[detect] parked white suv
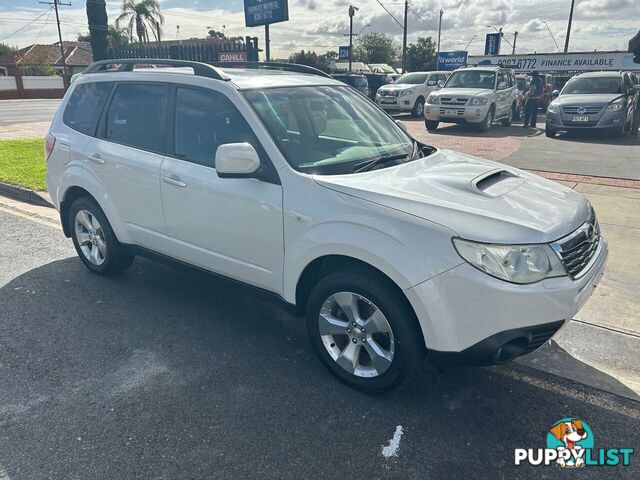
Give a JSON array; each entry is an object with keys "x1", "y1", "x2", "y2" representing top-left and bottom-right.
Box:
[
  {"x1": 376, "y1": 71, "x2": 448, "y2": 117},
  {"x1": 46, "y1": 59, "x2": 607, "y2": 392},
  {"x1": 425, "y1": 66, "x2": 518, "y2": 131}
]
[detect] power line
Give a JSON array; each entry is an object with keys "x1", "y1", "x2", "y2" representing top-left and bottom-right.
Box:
[{"x1": 0, "y1": 8, "x2": 52, "y2": 42}]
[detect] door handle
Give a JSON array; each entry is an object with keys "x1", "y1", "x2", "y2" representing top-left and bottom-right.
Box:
[
  {"x1": 88, "y1": 153, "x2": 104, "y2": 164},
  {"x1": 163, "y1": 175, "x2": 187, "y2": 188}
]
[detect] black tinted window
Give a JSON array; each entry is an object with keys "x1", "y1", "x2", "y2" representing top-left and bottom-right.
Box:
[
  {"x1": 174, "y1": 87, "x2": 260, "y2": 167},
  {"x1": 63, "y1": 82, "x2": 112, "y2": 136},
  {"x1": 106, "y1": 84, "x2": 169, "y2": 153}
]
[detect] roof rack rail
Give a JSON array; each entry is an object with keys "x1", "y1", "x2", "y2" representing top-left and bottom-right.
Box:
[
  {"x1": 82, "y1": 58, "x2": 230, "y2": 81},
  {"x1": 213, "y1": 61, "x2": 332, "y2": 79}
]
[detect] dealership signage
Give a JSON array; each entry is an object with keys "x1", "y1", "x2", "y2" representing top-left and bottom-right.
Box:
[
  {"x1": 338, "y1": 46, "x2": 351, "y2": 60},
  {"x1": 437, "y1": 51, "x2": 468, "y2": 70},
  {"x1": 218, "y1": 51, "x2": 247, "y2": 62},
  {"x1": 469, "y1": 51, "x2": 639, "y2": 72},
  {"x1": 484, "y1": 33, "x2": 501, "y2": 55},
  {"x1": 244, "y1": 0, "x2": 289, "y2": 27}
]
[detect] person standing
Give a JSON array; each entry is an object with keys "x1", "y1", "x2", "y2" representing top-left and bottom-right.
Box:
[{"x1": 523, "y1": 70, "x2": 543, "y2": 128}]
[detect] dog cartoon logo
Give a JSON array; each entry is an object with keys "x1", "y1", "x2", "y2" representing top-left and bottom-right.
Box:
[{"x1": 546, "y1": 418, "x2": 594, "y2": 468}]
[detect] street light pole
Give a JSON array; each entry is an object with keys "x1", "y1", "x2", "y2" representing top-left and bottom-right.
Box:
[
  {"x1": 348, "y1": 5, "x2": 358, "y2": 72},
  {"x1": 402, "y1": 0, "x2": 408, "y2": 73},
  {"x1": 436, "y1": 9, "x2": 443, "y2": 70},
  {"x1": 564, "y1": 0, "x2": 576, "y2": 52}
]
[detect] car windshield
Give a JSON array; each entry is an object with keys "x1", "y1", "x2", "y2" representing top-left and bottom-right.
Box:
[
  {"x1": 243, "y1": 86, "x2": 417, "y2": 175},
  {"x1": 445, "y1": 70, "x2": 496, "y2": 89},
  {"x1": 562, "y1": 77, "x2": 622, "y2": 95},
  {"x1": 395, "y1": 73, "x2": 428, "y2": 84}
]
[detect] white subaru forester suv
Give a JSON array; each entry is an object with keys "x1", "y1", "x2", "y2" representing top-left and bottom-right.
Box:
[{"x1": 46, "y1": 59, "x2": 607, "y2": 392}]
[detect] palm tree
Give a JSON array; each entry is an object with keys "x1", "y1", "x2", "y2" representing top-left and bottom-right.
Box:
[{"x1": 116, "y1": 0, "x2": 164, "y2": 43}]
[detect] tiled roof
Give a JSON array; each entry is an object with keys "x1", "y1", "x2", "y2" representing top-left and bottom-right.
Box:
[{"x1": 0, "y1": 41, "x2": 93, "y2": 67}]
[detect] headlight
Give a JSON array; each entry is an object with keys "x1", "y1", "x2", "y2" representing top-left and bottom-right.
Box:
[
  {"x1": 400, "y1": 89, "x2": 413, "y2": 96},
  {"x1": 426, "y1": 94, "x2": 439, "y2": 104},
  {"x1": 608, "y1": 100, "x2": 624, "y2": 111},
  {"x1": 452, "y1": 238, "x2": 566, "y2": 284},
  {"x1": 469, "y1": 97, "x2": 489, "y2": 106},
  {"x1": 547, "y1": 101, "x2": 559, "y2": 113}
]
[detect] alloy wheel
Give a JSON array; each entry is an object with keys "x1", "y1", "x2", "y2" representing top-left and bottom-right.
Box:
[
  {"x1": 74, "y1": 209, "x2": 107, "y2": 266},
  {"x1": 318, "y1": 291, "x2": 395, "y2": 378}
]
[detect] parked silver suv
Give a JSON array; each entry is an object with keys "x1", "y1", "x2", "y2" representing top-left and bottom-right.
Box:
[{"x1": 424, "y1": 66, "x2": 518, "y2": 132}]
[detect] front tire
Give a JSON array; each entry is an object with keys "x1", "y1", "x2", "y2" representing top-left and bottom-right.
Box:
[
  {"x1": 306, "y1": 268, "x2": 424, "y2": 393},
  {"x1": 479, "y1": 106, "x2": 494, "y2": 132},
  {"x1": 69, "y1": 197, "x2": 134, "y2": 276},
  {"x1": 501, "y1": 105, "x2": 514, "y2": 127},
  {"x1": 545, "y1": 125, "x2": 557, "y2": 138},
  {"x1": 411, "y1": 97, "x2": 425, "y2": 118},
  {"x1": 425, "y1": 120, "x2": 439, "y2": 131}
]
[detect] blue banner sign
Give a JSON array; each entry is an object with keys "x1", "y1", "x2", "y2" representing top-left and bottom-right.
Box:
[
  {"x1": 437, "y1": 51, "x2": 468, "y2": 70},
  {"x1": 338, "y1": 46, "x2": 351, "y2": 60},
  {"x1": 484, "y1": 32, "x2": 501, "y2": 56},
  {"x1": 244, "y1": 0, "x2": 289, "y2": 27}
]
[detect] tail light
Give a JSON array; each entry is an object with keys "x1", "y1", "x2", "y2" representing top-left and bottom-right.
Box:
[{"x1": 44, "y1": 132, "x2": 56, "y2": 161}]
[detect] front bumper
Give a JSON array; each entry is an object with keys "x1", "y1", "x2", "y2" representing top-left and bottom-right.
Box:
[
  {"x1": 546, "y1": 107, "x2": 625, "y2": 130},
  {"x1": 424, "y1": 104, "x2": 488, "y2": 124},
  {"x1": 376, "y1": 95, "x2": 414, "y2": 112},
  {"x1": 405, "y1": 237, "x2": 608, "y2": 363}
]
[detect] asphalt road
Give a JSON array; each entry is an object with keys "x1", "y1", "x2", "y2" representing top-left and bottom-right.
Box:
[
  {"x1": 0, "y1": 99, "x2": 60, "y2": 126},
  {"x1": 1, "y1": 206, "x2": 639, "y2": 479}
]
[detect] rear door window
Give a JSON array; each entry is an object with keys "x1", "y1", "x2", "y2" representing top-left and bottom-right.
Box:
[
  {"x1": 105, "y1": 83, "x2": 169, "y2": 153},
  {"x1": 63, "y1": 81, "x2": 113, "y2": 136}
]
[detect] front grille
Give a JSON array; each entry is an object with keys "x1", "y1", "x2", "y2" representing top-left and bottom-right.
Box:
[
  {"x1": 440, "y1": 97, "x2": 468, "y2": 106},
  {"x1": 562, "y1": 105, "x2": 603, "y2": 115},
  {"x1": 563, "y1": 120, "x2": 599, "y2": 127},
  {"x1": 439, "y1": 107, "x2": 465, "y2": 116},
  {"x1": 381, "y1": 90, "x2": 400, "y2": 97},
  {"x1": 551, "y1": 209, "x2": 601, "y2": 279}
]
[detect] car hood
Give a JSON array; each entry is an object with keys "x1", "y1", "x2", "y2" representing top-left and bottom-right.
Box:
[
  {"x1": 313, "y1": 149, "x2": 590, "y2": 244},
  {"x1": 558, "y1": 93, "x2": 622, "y2": 105},
  {"x1": 433, "y1": 88, "x2": 492, "y2": 98}
]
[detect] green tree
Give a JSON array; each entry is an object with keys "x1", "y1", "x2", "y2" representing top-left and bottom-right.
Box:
[
  {"x1": 405, "y1": 37, "x2": 436, "y2": 72},
  {"x1": 78, "y1": 25, "x2": 130, "y2": 50},
  {"x1": 353, "y1": 32, "x2": 398, "y2": 64},
  {"x1": 116, "y1": 0, "x2": 164, "y2": 43},
  {"x1": 208, "y1": 29, "x2": 243, "y2": 42},
  {"x1": 86, "y1": 0, "x2": 108, "y2": 60},
  {"x1": 289, "y1": 50, "x2": 336, "y2": 72},
  {"x1": 0, "y1": 43, "x2": 15, "y2": 57}
]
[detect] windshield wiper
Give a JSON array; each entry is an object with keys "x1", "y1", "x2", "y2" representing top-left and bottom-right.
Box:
[{"x1": 353, "y1": 153, "x2": 409, "y2": 173}]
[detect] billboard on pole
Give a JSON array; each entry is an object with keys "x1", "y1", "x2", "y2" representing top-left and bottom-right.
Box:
[
  {"x1": 338, "y1": 46, "x2": 350, "y2": 60},
  {"x1": 468, "y1": 51, "x2": 640, "y2": 72},
  {"x1": 484, "y1": 33, "x2": 501, "y2": 55},
  {"x1": 437, "y1": 51, "x2": 468, "y2": 70},
  {"x1": 244, "y1": 0, "x2": 289, "y2": 27}
]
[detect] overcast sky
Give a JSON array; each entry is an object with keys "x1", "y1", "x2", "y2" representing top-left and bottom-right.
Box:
[{"x1": 1, "y1": 0, "x2": 638, "y2": 59}]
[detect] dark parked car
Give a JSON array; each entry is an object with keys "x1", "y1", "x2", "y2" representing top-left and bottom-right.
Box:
[
  {"x1": 361, "y1": 72, "x2": 392, "y2": 99},
  {"x1": 545, "y1": 71, "x2": 640, "y2": 137},
  {"x1": 330, "y1": 74, "x2": 369, "y2": 97}
]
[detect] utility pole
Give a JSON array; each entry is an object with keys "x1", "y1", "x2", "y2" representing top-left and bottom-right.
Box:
[
  {"x1": 436, "y1": 9, "x2": 443, "y2": 71},
  {"x1": 564, "y1": 0, "x2": 576, "y2": 52},
  {"x1": 512, "y1": 30, "x2": 518, "y2": 54},
  {"x1": 265, "y1": 24, "x2": 270, "y2": 61},
  {"x1": 40, "y1": 0, "x2": 70, "y2": 83},
  {"x1": 402, "y1": 0, "x2": 408, "y2": 73},
  {"x1": 348, "y1": 5, "x2": 358, "y2": 72}
]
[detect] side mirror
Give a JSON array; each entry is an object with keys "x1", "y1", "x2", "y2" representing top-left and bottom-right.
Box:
[
  {"x1": 551, "y1": 89, "x2": 560, "y2": 99},
  {"x1": 497, "y1": 81, "x2": 507, "y2": 90},
  {"x1": 215, "y1": 143, "x2": 261, "y2": 179},
  {"x1": 395, "y1": 119, "x2": 408, "y2": 133}
]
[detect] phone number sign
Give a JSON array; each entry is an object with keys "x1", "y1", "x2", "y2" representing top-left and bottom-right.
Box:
[{"x1": 244, "y1": 0, "x2": 289, "y2": 27}]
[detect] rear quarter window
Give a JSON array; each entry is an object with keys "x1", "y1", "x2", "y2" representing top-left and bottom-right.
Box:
[{"x1": 63, "y1": 82, "x2": 113, "y2": 136}]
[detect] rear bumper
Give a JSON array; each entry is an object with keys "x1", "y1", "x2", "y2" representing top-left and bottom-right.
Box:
[{"x1": 427, "y1": 319, "x2": 565, "y2": 366}]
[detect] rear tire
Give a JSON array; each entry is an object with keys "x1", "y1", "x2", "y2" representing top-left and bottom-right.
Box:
[
  {"x1": 411, "y1": 97, "x2": 425, "y2": 118},
  {"x1": 69, "y1": 197, "x2": 134, "y2": 276},
  {"x1": 545, "y1": 126, "x2": 557, "y2": 138},
  {"x1": 305, "y1": 268, "x2": 424, "y2": 393},
  {"x1": 425, "y1": 120, "x2": 439, "y2": 131}
]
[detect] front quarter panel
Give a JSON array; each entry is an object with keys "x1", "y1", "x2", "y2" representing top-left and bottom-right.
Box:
[{"x1": 281, "y1": 172, "x2": 462, "y2": 304}]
